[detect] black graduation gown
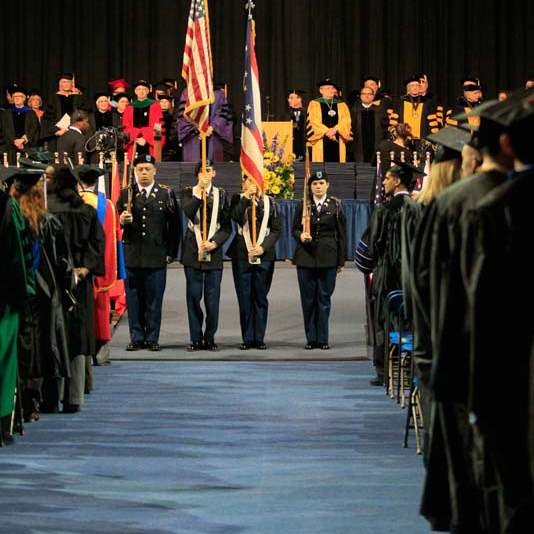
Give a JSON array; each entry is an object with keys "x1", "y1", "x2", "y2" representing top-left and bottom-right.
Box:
[
  {"x1": 417, "y1": 170, "x2": 508, "y2": 533},
  {"x1": 47, "y1": 193, "x2": 104, "y2": 358},
  {"x1": 461, "y1": 169, "x2": 534, "y2": 532},
  {"x1": 37, "y1": 213, "x2": 74, "y2": 379},
  {"x1": 0, "y1": 107, "x2": 40, "y2": 164},
  {"x1": 361, "y1": 193, "x2": 416, "y2": 329},
  {"x1": 287, "y1": 107, "x2": 306, "y2": 159},
  {"x1": 350, "y1": 102, "x2": 388, "y2": 163}
]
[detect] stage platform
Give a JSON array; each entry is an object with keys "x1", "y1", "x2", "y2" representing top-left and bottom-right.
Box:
[{"x1": 155, "y1": 161, "x2": 375, "y2": 200}]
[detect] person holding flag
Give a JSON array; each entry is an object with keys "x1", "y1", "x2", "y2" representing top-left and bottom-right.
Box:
[
  {"x1": 180, "y1": 0, "x2": 231, "y2": 352},
  {"x1": 225, "y1": 3, "x2": 281, "y2": 351}
]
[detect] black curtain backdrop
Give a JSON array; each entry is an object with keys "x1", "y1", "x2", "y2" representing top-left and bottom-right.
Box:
[{"x1": 2, "y1": 0, "x2": 533, "y2": 120}]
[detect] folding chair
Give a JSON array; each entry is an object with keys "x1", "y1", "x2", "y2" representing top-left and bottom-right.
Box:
[{"x1": 403, "y1": 373, "x2": 424, "y2": 454}]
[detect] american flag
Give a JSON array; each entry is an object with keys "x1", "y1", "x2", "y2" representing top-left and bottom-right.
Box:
[
  {"x1": 181, "y1": 0, "x2": 214, "y2": 132},
  {"x1": 373, "y1": 155, "x2": 385, "y2": 207},
  {"x1": 240, "y1": 7, "x2": 264, "y2": 191}
]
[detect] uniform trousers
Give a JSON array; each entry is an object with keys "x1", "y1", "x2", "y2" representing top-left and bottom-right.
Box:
[
  {"x1": 296, "y1": 266, "x2": 337, "y2": 345},
  {"x1": 232, "y1": 260, "x2": 274, "y2": 345},
  {"x1": 125, "y1": 267, "x2": 167, "y2": 344},
  {"x1": 184, "y1": 267, "x2": 223, "y2": 344}
]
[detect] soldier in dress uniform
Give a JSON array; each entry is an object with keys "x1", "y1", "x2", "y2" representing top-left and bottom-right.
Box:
[
  {"x1": 227, "y1": 176, "x2": 282, "y2": 350},
  {"x1": 117, "y1": 154, "x2": 180, "y2": 351},
  {"x1": 292, "y1": 171, "x2": 346, "y2": 349},
  {"x1": 181, "y1": 160, "x2": 232, "y2": 351}
]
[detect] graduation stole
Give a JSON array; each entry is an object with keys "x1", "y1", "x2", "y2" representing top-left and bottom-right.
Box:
[
  {"x1": 189, "y1": 187, "x2": 220, "y2": 250},
  {"x1": 240, "y1": 194, "x2": 270, "y2": 253}
]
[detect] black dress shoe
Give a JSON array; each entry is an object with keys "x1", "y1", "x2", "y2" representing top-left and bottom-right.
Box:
[
  {"x1": 147, "y1": 342, "x2": 161, "y2": 352},
  {"x1": 305, "y1": 343, "x2": 315, "y2": 350},
  {"x1": 205, "y1": 342, "x2": 219, "y2": 352},
  {"x1": 239, "y1": 343, "x2": 252, "y2": 350},
  {"x1": 187, "y1": 342, "x2": 203, "y2": 352},
  {"x1": 62, "y1": 403, "x2": 80, "y2": 414},
  {"x1": 126, "y1": 342, "x2": 143, "y2": 351},
  {"x1": 369, "y1": 376, "x2": 384, "y2": 386},
  {"x1": 256, "y1": 342, "x2": 267, "y2": 350},
  {"x1": 40, "y1": 404, "x2": 59, "y2": 414},
  {"x1": 319, "y1": 344, "x2": 330, "y2": 350}
]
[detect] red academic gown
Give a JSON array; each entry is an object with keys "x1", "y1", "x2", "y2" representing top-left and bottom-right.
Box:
[
  {"x1": 122, "y1": 101, "x2": 165, "y2": 161},
  {"x1": 80, "y1": 191, "x2": 121, "y2": 342}
]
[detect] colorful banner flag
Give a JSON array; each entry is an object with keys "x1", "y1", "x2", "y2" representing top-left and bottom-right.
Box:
[{"x1": 239, "y1": 7, "x2": 264, "y2": 191}]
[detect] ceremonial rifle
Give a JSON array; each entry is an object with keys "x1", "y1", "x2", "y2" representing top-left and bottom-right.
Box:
[
  {"x1": 127, "y1": 147, "x2": 138, "y2": 213},
  {"x1": 302, "y1": 145, "x2": 311, "y2": 234}
]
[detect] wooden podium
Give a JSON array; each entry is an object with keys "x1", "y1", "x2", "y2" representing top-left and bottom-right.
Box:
[{"x1": 262, "y1": 121, "x2": 293, "y2": 162}]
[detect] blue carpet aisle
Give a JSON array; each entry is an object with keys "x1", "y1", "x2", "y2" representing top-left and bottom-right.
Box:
[{"x1": 0, "y1": 362, "x2": 430, "y2": 533}]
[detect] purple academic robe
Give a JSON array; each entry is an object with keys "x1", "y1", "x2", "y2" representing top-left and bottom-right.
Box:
[{"x1": 177, "y1": 88, "x2": 234, "y2": 162}]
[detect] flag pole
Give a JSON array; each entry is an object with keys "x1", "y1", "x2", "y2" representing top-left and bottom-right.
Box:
[{"x1": 201, "y1": 131, "x2": 208, "y2": 242}]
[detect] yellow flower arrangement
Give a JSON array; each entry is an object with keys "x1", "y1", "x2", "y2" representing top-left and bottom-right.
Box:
[{"x1": 262, "y1": 133, "x2": 296, "y2": 199}]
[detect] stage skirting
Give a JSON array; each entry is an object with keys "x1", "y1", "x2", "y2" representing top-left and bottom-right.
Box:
[{"x1": 175, "y1": 199, "x2": 370, "y2": 261}]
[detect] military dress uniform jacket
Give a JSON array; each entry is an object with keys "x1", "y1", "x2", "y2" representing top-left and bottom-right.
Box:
[
  {"x1": 181, "y1": 186, "x2": 232, "y2": 270},
  {"x1": 117, "y1": 182, "x2": 180, "y2": 269},
  {"x1": 227, "y1": 194, "x2": 282, "y2": 262},
  {"x1": 292, "y1": 196, "x2": 346, "y2": 269}
]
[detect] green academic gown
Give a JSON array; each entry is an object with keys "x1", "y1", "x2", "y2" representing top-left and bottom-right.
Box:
[{"x1": 0, "y1": 195, "x2": 34, "y2": 418}]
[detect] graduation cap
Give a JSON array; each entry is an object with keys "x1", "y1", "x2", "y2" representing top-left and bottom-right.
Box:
[
  {"x1": 388, "y1": 161, "x2": 424, "y2": 189},
  {"x1": 427, "y1": 126, "x2": 472, "y2": 162},
  {"x1": 403, "y1": 74, "x2": 421, "y2": 87},
  {"x1": 8, "y1": 83, "x2": 28, "y2": 96},
  {"x1": 362, "y1": 75, "x2": 381, "y2": 87},
  {"x1": 111, "y1": 92, "x2": 131, "y2": 103},
  {"x1": 467, "y1": 87, "x2": 534, "y2": 127},
  {"x1": 133, "y1": 79, "x2": 151, "y2": 90},
  {"x1": 94, "y1": 92, "x2": 110, "y2": 101},
  {"x1": 0, "y1": 167, "x2": 43, "y2": 192},
  {"x1": 462, "y1": 76, "x2": 482, "y2": 91},
  {"x1": 52, "y1": 165, "x2": 78, "y2": 190},
  {"x1": 287, "y1": 89, "x2": 306, "y2": 97},
  {"x1": 157, "y1": 93, "x2": 173, "y2": 102},
  {"x1": 57, "y1": 72, "x2": 74, "y2": 82},
  {"x1": 4, "y1": 81, "x2": 24, "y2": 94},
  {"x1": 451, "y1": 98, "x2": 500, "y2": 125},
  {"x1": 317, "y1": 78, "x2": 340, "y2": 90},
  {"x1": 134, "y1": 154, "x2": 158, "y2": 167},
  {"x1": 73, "y1": 164, "x2": 105, "y2": 186},
  {"x1": 108, "y1": 78, "x2": 129, "y2": 91}
]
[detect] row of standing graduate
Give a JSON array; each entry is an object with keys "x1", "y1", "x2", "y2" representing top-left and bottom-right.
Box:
[{"x1": 355, "y1": 88, "x2": 534, "y2": 533}]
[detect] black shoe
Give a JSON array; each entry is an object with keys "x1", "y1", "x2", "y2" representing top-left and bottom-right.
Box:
[
  {"x1": 187, "y1": 342, "x2": 203, "y2": 352},
  {"x1": 239, "y1": 343, "x2": 252, "y2": 350},
  {"x1": 62, "y1": 403, "x2": 80, "y2": 414},
  {"x1": 126, "y1": 342, "x2": 143, "y2": 351},
  {"x1": 147, "y1": 342, "x2": 161, "y2": 352},
  {"x1": 256, "y1": 342, "x2": 267, "y2": 350},
  {"x1": 40, "y1": 404, "x2": 59, "y2": 414},
  {"x1": 319, "y1": 344, "x2": 330, "y2": 350},
  {"x1": 369, "y1": 376, "x2": 384, "y2": 386},
  {"x1": 205, "y1": 342, "x2": 219, "y2": 352},
  {"x1": 305, "y1": 343, "x2": 315, "y2": 350}
]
